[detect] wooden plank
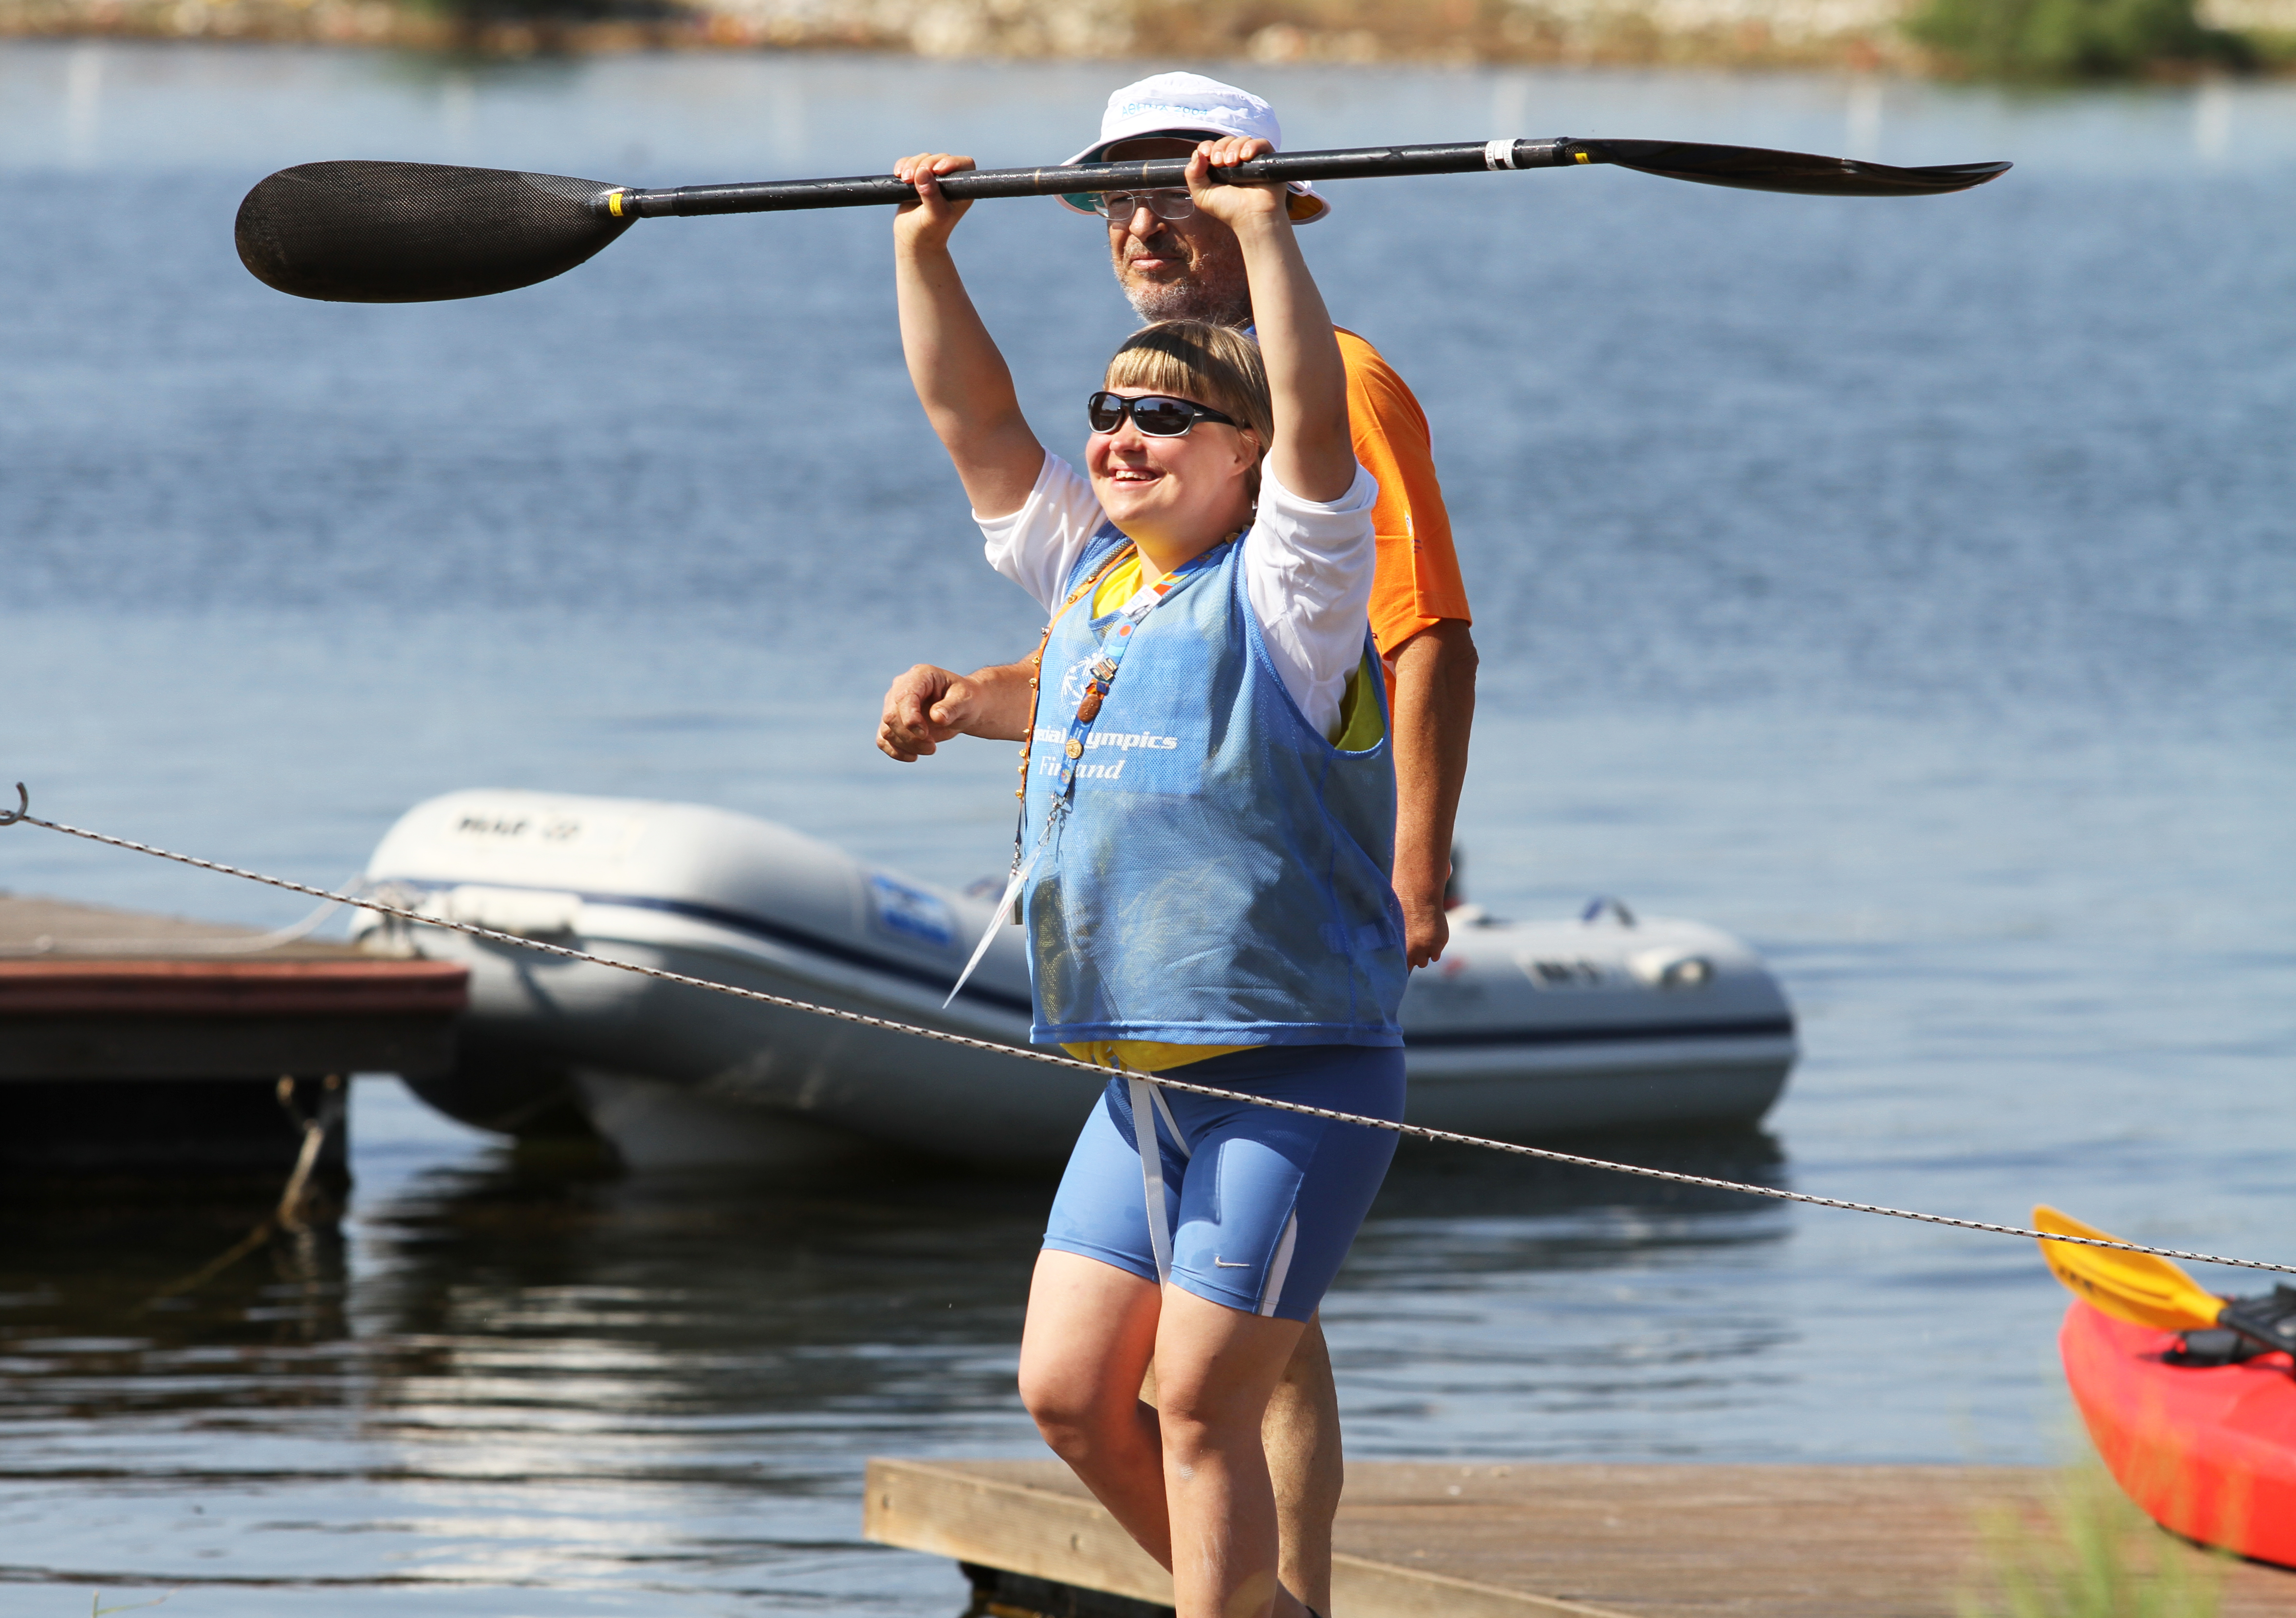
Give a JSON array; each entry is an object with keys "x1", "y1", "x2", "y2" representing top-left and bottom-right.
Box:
[
  {"x1": 0, "y1": 958, "x2": 468, "y2": 1017},
  {"x1": 1329, "y1": 1462, "x2": 2024, "y2": 1618},
  {"x1": 1329, "y1": 1552, "x2": 1631, "y2": 1618},
  {"x1": 864, "y1": 1458, "x2": 2296, "y2": 1618},
  {"x1": 0, "y1": 894, "x2": 363, "y2": 957},
  {"x1": 0, "y1": 896, "x2": 465, "y2": 1079},
  {"x1": 866, "y1": 1459, "x2": 1630, "y2": 1618},
  {"x1": 866, "y1": 1457, "x2": 1174, "y2": 1608}
]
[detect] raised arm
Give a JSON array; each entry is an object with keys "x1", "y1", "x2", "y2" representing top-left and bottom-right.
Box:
[
  {"x1": 891, "y1": 152, "x2": 1046, "y2": 517},
  {"x1": 1183, "y1": 139, "x2": 1354, "y2": 503}
]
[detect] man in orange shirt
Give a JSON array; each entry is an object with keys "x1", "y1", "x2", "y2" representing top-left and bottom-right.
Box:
[{"x1": 875, "y1": 73, "x2": 1476, "y2": 1618}]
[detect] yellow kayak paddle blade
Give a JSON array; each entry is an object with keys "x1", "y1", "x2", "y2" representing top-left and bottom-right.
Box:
[{"x1": 2033, "y1": 1204, "x2": 2223, "y2": 1334}]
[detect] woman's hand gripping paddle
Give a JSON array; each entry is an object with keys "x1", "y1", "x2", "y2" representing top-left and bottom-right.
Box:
[
  {"x1": 2036, "y1": 1204, "x2": 2296, "y2": 1364},
  {"x1": 235, "y1": 139, "x2": 2011, "y2": 304}
]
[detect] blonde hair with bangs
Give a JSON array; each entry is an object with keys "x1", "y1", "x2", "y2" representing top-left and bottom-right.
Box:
[{"x1": 1105, "y1": 322, "x2": 1273, "y2": 496}]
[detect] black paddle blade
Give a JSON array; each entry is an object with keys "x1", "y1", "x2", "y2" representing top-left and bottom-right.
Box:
[
  {"x1": 1580, "y1": 140, "x2": 2011, "y2": 197},
  {"x1": 235, "y1": 161, "x2": 633, "y2": 303}
]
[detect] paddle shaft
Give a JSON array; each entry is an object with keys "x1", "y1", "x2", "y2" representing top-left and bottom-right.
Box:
[{"x1": 599, "y1": 138, "x2": 1577, "y2": 218}]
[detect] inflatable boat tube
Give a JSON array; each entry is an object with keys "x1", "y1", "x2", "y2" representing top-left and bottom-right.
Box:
[{"x1": 355, "y1": 790, "x2": 1797, "y2": 1168}]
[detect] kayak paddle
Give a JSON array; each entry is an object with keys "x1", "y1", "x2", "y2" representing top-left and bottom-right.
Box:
[
  {"x1": 2036, "y1": 1204, "x2": 2296, "y2": 1360},
  {"x1": 234, "y1": 138, "x2": 2012, "y2": 304}
]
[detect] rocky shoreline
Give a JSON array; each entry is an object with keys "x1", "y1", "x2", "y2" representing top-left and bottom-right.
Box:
[{"x1": 2, "y1": 0, "x2": 2289, "y2": 68}]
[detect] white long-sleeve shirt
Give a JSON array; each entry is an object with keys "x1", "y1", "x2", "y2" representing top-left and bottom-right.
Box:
[{"x1": 978, "y1": 452, "x2": 1380, "y2": 738}]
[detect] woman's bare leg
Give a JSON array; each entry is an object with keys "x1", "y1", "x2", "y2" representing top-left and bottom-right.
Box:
[
  {"x1": 1018, "y1": 1251, "x2": 1172, "y2": 1565},
  {"x1": 1152, "y1": 1286, "x2": 1309, "y2": 1618},
  {"x1": 1027, "y1": 1255, "x2": 1317, "y2": 1618}
]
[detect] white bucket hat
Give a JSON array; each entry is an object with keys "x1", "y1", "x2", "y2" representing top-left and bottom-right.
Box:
[{"x1": 1056, "y1": 72, "x2": 1330, "y2": 225}]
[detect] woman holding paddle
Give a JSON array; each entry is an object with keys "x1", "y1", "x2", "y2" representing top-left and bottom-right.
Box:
[{"x1": 893, "y1": 135, "x2": 1408, "y2": 1618}]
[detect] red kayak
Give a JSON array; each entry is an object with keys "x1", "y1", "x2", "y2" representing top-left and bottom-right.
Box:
[{"x1": 2060, "y1": 1297, "x2": 2296, "y2": 1566}]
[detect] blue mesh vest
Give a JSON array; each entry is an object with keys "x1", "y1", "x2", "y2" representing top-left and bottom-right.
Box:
[{"x1": 1019, "y1": 524, "x2": 1407, "y2": 1049}]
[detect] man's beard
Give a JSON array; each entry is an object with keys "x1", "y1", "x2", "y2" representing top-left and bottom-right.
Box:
[{"x1": 1121, "y1": 268, "x2": 1252, "y2": 328}]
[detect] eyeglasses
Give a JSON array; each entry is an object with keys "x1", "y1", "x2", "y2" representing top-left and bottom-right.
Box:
[
  {"x1": 1093, "y1": 189, "x2": 1196, "y2": 222},
  {"x1": 1087, "y1": 392, "x2": 1238, "y2": 437}
]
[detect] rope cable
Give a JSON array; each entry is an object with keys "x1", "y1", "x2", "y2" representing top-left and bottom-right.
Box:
[{"x1": 8, "y1": 784, "x2": 2291, "y2": 1280}]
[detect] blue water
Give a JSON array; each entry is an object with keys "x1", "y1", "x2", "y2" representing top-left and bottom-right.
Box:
[{"x1": 1, "y1": 41, "x2": 2293, "y2": 1615}]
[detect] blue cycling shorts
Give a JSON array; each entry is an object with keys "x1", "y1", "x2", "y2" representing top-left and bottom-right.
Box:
[{"x1": 1041, "y1": 1044, "x2": 1406, "y2": 1323}]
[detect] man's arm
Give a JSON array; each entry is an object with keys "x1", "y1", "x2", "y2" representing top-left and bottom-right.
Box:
[
  {"x1": 877, "y1": 660, "x2": 1033, "y2": 761},
  {"x1": 1388, "y1": 621, "x2": 1477, "y2": 967},
  {"x1": 1336, "y1": 334, "x2": 1477, "y2": 969}
]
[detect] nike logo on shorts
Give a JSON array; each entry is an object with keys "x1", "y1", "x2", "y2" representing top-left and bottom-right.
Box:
[{"x1": 1212, "y1": 1257, "x2": 1249, "y2": 1268}]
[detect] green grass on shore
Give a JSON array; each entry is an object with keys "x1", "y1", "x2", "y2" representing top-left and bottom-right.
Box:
[
  {"x1": 1907, "y1": 0, "x2": 2254, "y2": 76},
  {"x1": 1958, "y1": 1463, "x2": 2226, "y2": 1618}
]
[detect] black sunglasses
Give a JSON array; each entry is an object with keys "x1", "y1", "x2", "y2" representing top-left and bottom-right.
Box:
[{"x1": 1087, "y1": 391, "x2": 1239, "y2": 438}]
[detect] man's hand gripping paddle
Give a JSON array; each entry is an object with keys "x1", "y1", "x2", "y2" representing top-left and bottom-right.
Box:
[
  {"x1": 235, "y1": 138, "x2": 2011, "y2": 304},
  {"x1": 2036, "y1": 1204, "x2": 2296, "y2": 1367}
]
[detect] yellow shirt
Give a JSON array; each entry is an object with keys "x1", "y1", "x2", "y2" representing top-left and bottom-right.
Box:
[{"x1": 1055, "y1": 552, "x2": 1387, "y2": 1075}]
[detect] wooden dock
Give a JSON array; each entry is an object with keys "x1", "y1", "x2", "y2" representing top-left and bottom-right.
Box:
[
  {"x1": 0, "y1": 894, "x2": 464, "y2": 1176},
  {"x1": 865, "y1": 1457, "x2": 2296, "y2": 1618}
]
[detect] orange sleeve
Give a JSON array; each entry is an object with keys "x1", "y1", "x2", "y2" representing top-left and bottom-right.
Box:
[{"x1": 1335, "y1": 328, "x2": 1472, "y2": 660}]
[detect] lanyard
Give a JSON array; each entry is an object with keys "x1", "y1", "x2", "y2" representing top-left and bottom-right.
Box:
[
  {"x1": 1005, "y1": 542, "x2": 1134, "y2": 890},
  {"x1": 1042, "y1": 539, "x2": 1227, "y2": 802}
]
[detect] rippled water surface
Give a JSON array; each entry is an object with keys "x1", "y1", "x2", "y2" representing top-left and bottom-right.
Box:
[{"x1": 1, "y1": 42, "x2": 2293, "y2": 1616}]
